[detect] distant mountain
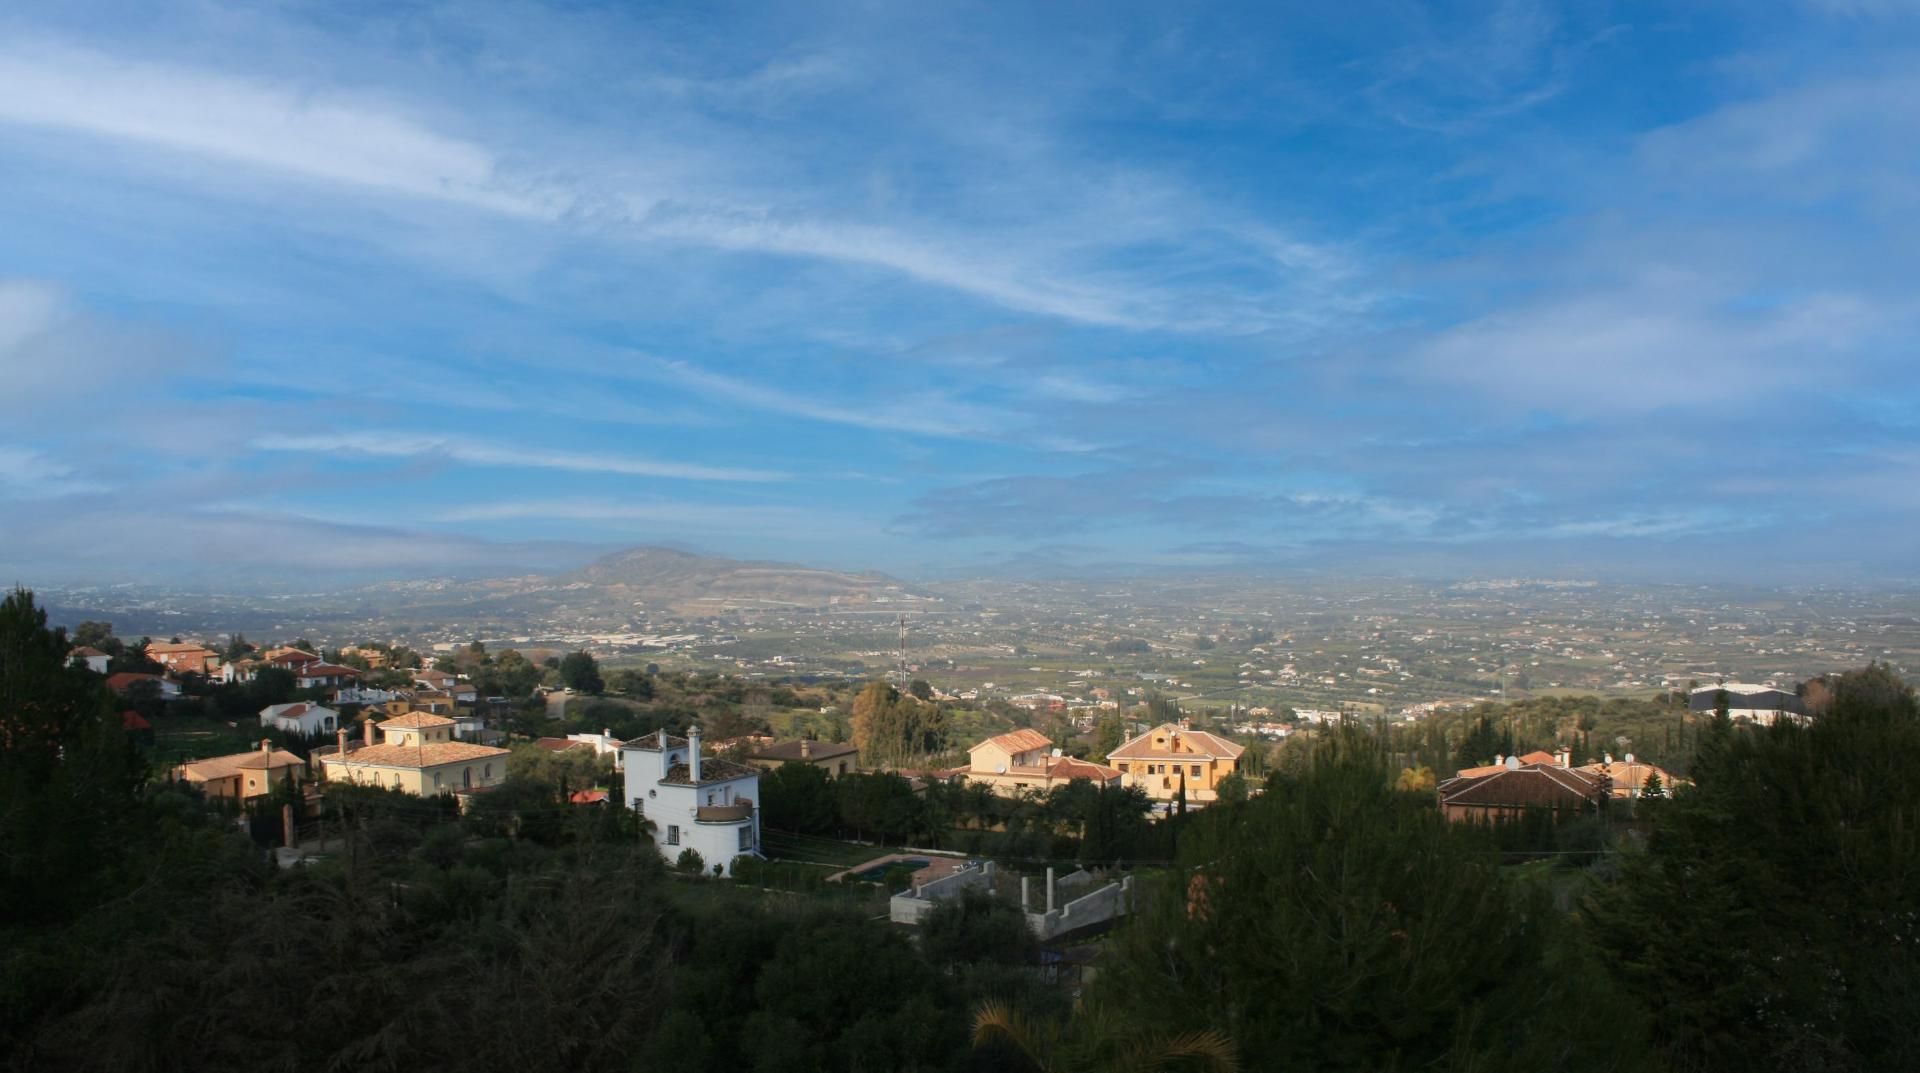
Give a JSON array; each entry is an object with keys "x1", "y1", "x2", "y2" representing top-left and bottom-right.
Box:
[{"x1": 562, "y1": 546, "x2": 917, "y2": 615}]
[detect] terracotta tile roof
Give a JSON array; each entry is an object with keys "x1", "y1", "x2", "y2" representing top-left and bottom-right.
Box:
[
  {"x1": 71, "y1": 646, "x2": 107, "y2": 658},
  {"x1": 236, "y1": 751, "x2": 305, "y2": 770},
  {"x1": 146, "y1": 642, "x2": 215, "y2": 655},
  {"x1": 380, "y1": 711, "x2": 455, "y2": 729},
  {"x1": 120, "y1": 710, "x2": 151, "y2": 731},
  {"x1": 324, "y1": 741, "x2": 509, "y2": 769},
  {"x1": 748, "y1": 739, "x2": 858, "y2": 762},
  {"x1": 660, "y1": 757, "x2": 760, "y2": 785},
  {"x1": 1045, "y1": 756, "x2": 1122, "y2": 782},
  {"x1": 977, "y1": 728, "x2": 1053, "y2": 755},
  {"x1": 105, "y1": 672, "x2": 165, "y2": 692},
  {"x1": 181, "y1": 746, "x2": 304, "y2": 781},
  {"x1": 1577, "y1": 760, "x2": 1684, "y2": 793},
  {"x1": 1438, "y1": 764, "x2": 1608, "y2": 809},
  {"x1": 1515, "y1": 750, "x2": 1560, "y2": 766},
  {"x1": 1107, "y1": 723, "x2": 1245, "y2": 761},
  {"x1": 535, "y1": 737, "x2": 593, "y2": 752}
]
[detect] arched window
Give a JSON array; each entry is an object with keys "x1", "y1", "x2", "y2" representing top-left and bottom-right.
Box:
[
  {"x1": 483, "y1": 763, "x2": 492, "y2": 780},
  {"x1": 462, "y1": 766, "x2": 472, "y2": 789}
]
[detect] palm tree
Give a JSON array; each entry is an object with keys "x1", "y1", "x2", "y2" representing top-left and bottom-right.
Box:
[{"x1": 971, "y1": 999, "x2": 1238, "y2": 1073}]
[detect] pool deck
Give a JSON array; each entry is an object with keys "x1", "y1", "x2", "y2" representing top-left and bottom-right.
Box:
[{"x1": 827, "y1": 852, "x2": 971, "y2": 886}]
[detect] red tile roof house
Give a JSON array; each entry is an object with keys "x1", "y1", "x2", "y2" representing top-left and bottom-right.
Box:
[
  {"x1": 294, "y1": 663, "x2": 360, "y2": 690},
  {"x1": 1436, "y1": 759, "x2": 1610, "y2": 823},
  {"x1": 960, "y1": 728, "x2": 1123, "y2": 797}
]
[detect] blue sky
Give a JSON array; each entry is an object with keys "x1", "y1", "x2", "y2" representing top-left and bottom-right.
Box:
[{"x1": 1, "y1": 0, "x2": 1917, "y2": 586}]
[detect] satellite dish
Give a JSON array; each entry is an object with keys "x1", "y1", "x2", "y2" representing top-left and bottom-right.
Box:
[
  {"x1": 1504, "y1": 755, "x2": 1521, "y2": 771},
  {"x1": 996, "y1": 762, "x2": 1007, "y2": 774},
  {"x1": 1624, "y1": 753, "x2": 1635, "y2": 764}
]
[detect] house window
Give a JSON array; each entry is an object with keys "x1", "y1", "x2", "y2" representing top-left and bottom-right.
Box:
[
  {"x1": 738, "y1": 827, "x2": 753, "y2": 851},
  {"x1": 483, "y1": 763, "x2": 492, "y2": 779},
  {"x1": 839, "y1": 761, "x2": 848, "y2": 775},
  {"x1": 433, "y1": 772, "x2": 442, "y2": 789},
  {"x1": 632, "y1": 798, "x2": 644, "y2": 815},
  {"x1": 706, "y1": 791, "x2": 715, "y2": 806},
  {"x1": 1190, "y1": 764, "x2": 1202, "y2": 778},
  {"x1": 666, "y1": 825, "x2": 680, "y2": 846}
]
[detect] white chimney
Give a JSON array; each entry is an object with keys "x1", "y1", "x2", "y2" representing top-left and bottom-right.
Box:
[
  {"x1": 800, "y1": 739, "x2": 811, "y2": 759},
  {"x1": 688, "y1": 725, "x2": 703, "y2": 783}
]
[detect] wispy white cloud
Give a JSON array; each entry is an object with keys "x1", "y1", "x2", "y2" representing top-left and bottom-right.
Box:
[
  {"x1": 0, "y1": 37, "x2": 1362, "y2": 335},
  {"x1": 0, "y1": 445, "x2": 107, "y2": 498},
  {"x1": 253, "y1": 431, "x2": 783, "y2": 482},
  {"x1": 0, "y1": 41, "x2": 560, "y2": 217},
  {"x1": 642, "y1": 358, "x2": 995, "y2": 439}
]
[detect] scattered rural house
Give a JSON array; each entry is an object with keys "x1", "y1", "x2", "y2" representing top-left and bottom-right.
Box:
[
  {"x1": 1578, "y1": 755, "x2": 1685, "y2": 799},
  {"x1": 294, "y1": 662, "x2": 360, "y2": 690},
  {"x1": 218, "y1": 660, "x2": 257, "y2": 683},
  {"x1": 620, "y1": 726, "x2": 761, "y2": 877},
  {"x1": 960, "y1": 728, "x2": 1122, "y2": 797},
  {"x1": 414, "y1": 669, "x2": 457, "y2": 691},
  {"x1": 1107, "y1": 723, "x2": 1245, "y2": 804},
  {"x1": 338, "y1": 645, "x2": 388, "y2": 669},
  {"x1": 69, "y1": 646, "x2": 110, "y2": 674},
  {"x1": 407, "y1": 691, "x2": 456, "y2": 715},
  {"x1": 1436, "y1": 757, "x2": 1609, "y2": 822},
  {"x1": 1689, "y1": 682, "x2": 1809, "y2": 725},
  {"x1": 144, "y1": 642, "x2": 221, "y2": 675},
  {"x1": 566, "y1": 729, "x2": 626, "y2": 768},
  {"x1": 314, "y1": 713, "x2": 510, "y2": 796},
  {"x1": 332, "y1": 686, "x2": 399, "y2": 706},
  {"x1": 105, "y1": 672, "x2": 180, "y2": 699},
  {"x1": 176, "y1": 740, "x2": 307, "y2": 801},
  {"x1": 745, "y1": 738, "x2": 859, "y2": 777},
  {"x1": 260, "y1": 647, "x2": 321, "y2": 671},
  {"x1": 259, "y1": 702, "x2": 339, "y2": 736}
]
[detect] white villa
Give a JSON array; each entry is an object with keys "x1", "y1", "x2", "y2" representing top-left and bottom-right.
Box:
[
  {"x1": 258, "y1": 701, "x2": 339, "y2": 737},
  {"x1": 621, "y1": 727, "x2": 761, "y2": 877}
]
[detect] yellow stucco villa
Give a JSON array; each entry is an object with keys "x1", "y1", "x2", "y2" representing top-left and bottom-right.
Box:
[
  {"x1": 315, "y1": 711, "x2": 509, "y2": 795},
  {"x1": 1107, "y1": 723, "x2": 1244, "y2": 804}
]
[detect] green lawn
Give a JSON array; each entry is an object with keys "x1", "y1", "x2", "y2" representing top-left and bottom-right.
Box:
[{"x1": 760, "y1": 829, "x2": 897, "y2": 867}]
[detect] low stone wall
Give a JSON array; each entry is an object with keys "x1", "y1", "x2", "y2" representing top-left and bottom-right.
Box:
[
  {"x1": 1026, "y1": 875, "x2": 1133, "y2": 941},
  {"x1": 888, "y1": 861, "x2": 996, "y2": 925}
]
